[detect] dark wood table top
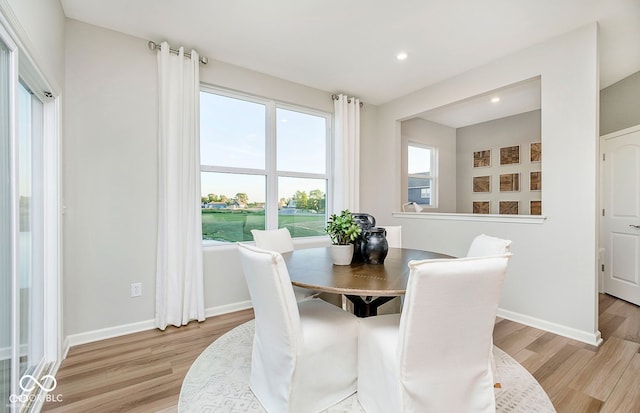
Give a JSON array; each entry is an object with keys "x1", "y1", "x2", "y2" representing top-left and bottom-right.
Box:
[{"x1": 282, "y1": 247, "x2": 453, "y2": 297}]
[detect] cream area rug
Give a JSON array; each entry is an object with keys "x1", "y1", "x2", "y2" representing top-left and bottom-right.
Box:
[{"x1": 179, "y1": 320, "x2": 556, "y2": 413}]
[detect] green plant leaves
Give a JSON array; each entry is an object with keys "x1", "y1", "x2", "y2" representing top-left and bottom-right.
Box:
[{"x1": 325, "y1": 209, "x2": 362, "y2": 245}]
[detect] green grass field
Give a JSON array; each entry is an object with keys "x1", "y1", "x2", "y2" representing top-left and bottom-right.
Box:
[{"x1": 202, "y1": 209, "x2": 326, "y2": 242}]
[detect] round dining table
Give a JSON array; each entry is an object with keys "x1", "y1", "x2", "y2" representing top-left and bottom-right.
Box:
[{"x1": 282, "y1": 246, "x2": 453, "y2": 317}]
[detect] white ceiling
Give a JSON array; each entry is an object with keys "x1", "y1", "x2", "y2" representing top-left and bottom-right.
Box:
[
  {"x1": 417, "y1": 77, "x2": 542, "y2": 128},
  {"x1": 61, "y1": 0, "x2": 639, "y2": 123}
]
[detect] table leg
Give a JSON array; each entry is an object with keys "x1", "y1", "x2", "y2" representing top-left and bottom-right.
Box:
[{"x1": 345, "y1": 295, "x2": 395, "y2": 317}]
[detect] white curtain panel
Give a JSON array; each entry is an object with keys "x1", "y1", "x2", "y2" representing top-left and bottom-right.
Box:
[
  {"x1": 333, "y1": 94, "x2": 360, "y2": 213},
  {"x1": 155, "y1": 42, "x2": 205, "y2": 330}
]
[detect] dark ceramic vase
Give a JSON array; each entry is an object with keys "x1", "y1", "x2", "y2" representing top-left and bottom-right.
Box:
[
  {"x1": 361, "y1": 227, "x2": 388, "y2": 265},
  {"x1": 351, "y1": 213, "x2": 376, "y2": 262}
]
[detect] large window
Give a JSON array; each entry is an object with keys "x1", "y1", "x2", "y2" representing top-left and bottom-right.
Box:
[
  {"x1": 200, "y1": 88, "x2": 330, "y2": 244},
  {"x1": 407, "y1": 143, "x2": 436, "y2": 207}
]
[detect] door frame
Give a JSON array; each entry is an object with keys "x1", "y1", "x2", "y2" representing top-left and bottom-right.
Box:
[
  {"x1": 599, "y1": 124, "x2": 640, "y2": 294},
  {"x1": 0, "y1": 6, "x2": 62, "y2": 412}
]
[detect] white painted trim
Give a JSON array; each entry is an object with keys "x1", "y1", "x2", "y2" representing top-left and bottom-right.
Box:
[
  {"x1": 497, "y1": 307, "x2": 602, "y2": 347},
  {"x1": 63, "y1": 301, "x2": 254, "y2": 354},
  {"x1": 204, "y1": 236, "x2": 331, "y2": 251},
  {"x1": 204, "y1": 300, "x2": 253, "y2": 318},
  {"x1": 601, "y1": 123, "x2": 640, "y2": 140},
  {"x1": 65, "y1": 319, "x2": 156, "y2": 349},
  {"x1": 393, "y1": 211, "x2": 547, "y2": 224}
]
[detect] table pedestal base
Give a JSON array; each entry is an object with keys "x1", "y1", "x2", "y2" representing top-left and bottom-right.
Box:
[{"x1": 345, "y1": 295, "x2": 396, "y2": 317}]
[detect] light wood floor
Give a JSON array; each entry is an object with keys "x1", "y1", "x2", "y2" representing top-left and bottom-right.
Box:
[{"x1": 44, "y1": 294, "x2": 640, "y2": 413}]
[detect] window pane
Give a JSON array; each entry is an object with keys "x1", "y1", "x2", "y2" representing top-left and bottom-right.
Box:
[
  {"x1": 201, "y1": 172, "x2": 265, "y2": 243},
  {"x1": 408, "y1": 177, "x2": 432, "y2": 205},
  {"x1": 200, "y1": 92, "x2": 266, "y2": 169},
  {"x1": 278, "y1": 177, "x2": 327, "y2": 238},
  {"x1": 408, "y1": 145, "x2": 431, "y2": 175},
  {"x1": 277, "y1": 108, "x2": 326, "y2": 173},
  {"x1": 18, "y1": 82, "x2": 45, "y2": 378}
]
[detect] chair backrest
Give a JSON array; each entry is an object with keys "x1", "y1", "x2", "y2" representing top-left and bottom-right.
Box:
[
  {"x1": 397, "y1": 254, "x2": 511, "y2": 412},
  {"x1": 251, "y1": 228, "x2": 295, "y2": 253},
  {"x1": 378, "y1": 225, "x2": 402, "y2": 248},
  {"x1": 466, "y1": 233, "x2": 512, "y2": 257},
  {"x1": 237, "y1": 243, "x2": 301, "y2": 366}
]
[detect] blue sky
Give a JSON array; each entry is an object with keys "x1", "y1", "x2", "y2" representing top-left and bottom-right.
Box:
[{"x1": 200, "y1": 92, "x2": 327, "y2": 203}]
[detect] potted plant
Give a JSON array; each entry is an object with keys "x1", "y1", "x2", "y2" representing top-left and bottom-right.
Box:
[{"x1": 325, "y1": 209, "x2": 362, "y2": 265}]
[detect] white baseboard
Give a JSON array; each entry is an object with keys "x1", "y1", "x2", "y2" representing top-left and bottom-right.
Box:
[
  {"x1": 497, "y1": 307, "x2": 603, "y2": 347},
  {"x1": 62, "y1": 300, "x2": 254, "y2": 358},
  {"x1": 204, "y1": 300, "x2": 253, "y2": 318}
]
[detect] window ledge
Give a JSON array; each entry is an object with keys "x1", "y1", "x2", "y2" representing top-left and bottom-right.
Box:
[
  {"x1": 392, "y1": 212, "x2": 547, "y2": 224},
  {"x1": 202, "y1": 235, "x2": 331, "y2": 251}
]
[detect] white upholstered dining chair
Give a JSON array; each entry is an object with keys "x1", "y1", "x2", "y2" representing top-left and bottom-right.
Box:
[
  {"x1": 377, "y1": 225, "x2": 402, "y2": 248},
  {"x1": 237, "y1": 243, "x2": 358, "y2": 413},
  {"x1": 467, "y1": 233, "x2": 512, "y2": 257},
  {"x1": 357, "y1": 254, "x2": 511, "y2": 413},
  {"x1": 466, "y1": 233, "x2": 512, "y2": 387},
  {"x1": 251, "y1": 228, "x2": 317, "y2": 301}
]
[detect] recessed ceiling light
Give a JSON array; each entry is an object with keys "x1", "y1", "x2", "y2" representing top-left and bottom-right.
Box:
[
  {"x1": 396, "y1": 52, "x2": 408, "y2": 61},
  {"x1": 491, "y1": 96, "x2": 500, "y2": 103}
]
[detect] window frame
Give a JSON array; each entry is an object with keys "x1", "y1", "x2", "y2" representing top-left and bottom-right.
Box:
[
  {"x1": 406, "y1": 141, "x2": 437, "y2": 208},
  {"x1": 199, "y1": 85, "x2": 332, "y2": 244}
]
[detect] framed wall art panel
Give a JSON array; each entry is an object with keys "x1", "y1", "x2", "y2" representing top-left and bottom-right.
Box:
[
  {"x1": 473, "y1": 176, "x2": 491, "y2": 193},
  {"x1": 499, "y1": 173, "x2": 520, "y2": 192},
  {"x1": 530, "y1": 142, "x2": 541, "y2": 163},
  {"x1": 473, "y1": 149, "x2": 491, "y2": 168},
  {"x1": 530, "y1": 171, "x2": 541, "y2": 191},
  {"x1": 500, "y1": 145, "x2": 520, "y2": 165},
  {"x1": 472, "y1": 201, "x2": 491, "y2": 214},
  {"x1": 499, "y1": 201, "x2": 519, "y2": 215},
  {"x1": 530, "y1": 200, "x2": 542, "y2": 215}
]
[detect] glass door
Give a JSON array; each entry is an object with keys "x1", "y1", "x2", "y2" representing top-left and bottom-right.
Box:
[{"x1": 0, "y1": 17, "x2": 59, "y2": 412}]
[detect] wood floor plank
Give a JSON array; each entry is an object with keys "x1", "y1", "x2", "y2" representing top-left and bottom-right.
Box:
[
  {"x1": 599, "y1": 353, "x2": 640, "y2": 413},
  {"x1": 42, "y1": 309, "x2": 254, "y2": 412},
  {"x1": 534, "y1": 345, "x2": 595, "y2": 401},
  {"x1": 610, "y1": 312, "x2": 640, "y2": 343},
  {"x1": 598, "y1": 293, "x2": 617, "y2": 314},
  {"x1": 552, "y1": 388, "x2": 603, "y2": 413},
  {"x1": 568, "y1": 337, "x2": 640, "y2": 401},
  {"x1": 493, "y1": 321, "x2": 546, "y2": 354},
  {"x1": 597, "y1": 312, "x2": 626, "y2": 340},
  {"x1": 43, "y1": 297, "x2": 640, "y2": 412}
]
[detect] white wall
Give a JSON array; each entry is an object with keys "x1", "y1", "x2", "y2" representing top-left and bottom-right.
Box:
[
  {"x1": 600, "y1": 70, "x2": 640, "y2": 135},
  {"x1": 4, "y1": 0, "x2": 65, "y2": 92},
  {"x1": 399, "y1": 118, "x2": 456, "y2": 213},
  {"x1": 64, "y1": 20, "x2": 159, "y2": 336},
  {"x1": 457, "y1": 110, "x2": 541, "y2": 214},
  {"x1": 62, "y1": 19, "x2": 377, "y2": 340},
  {"x1": 363, "y1": 24, "x2": 600, "y2": 344}
]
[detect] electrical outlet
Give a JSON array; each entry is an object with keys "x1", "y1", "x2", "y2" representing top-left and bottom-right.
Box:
[{"x1": 131, "y1": 282, "x2": 142, "y2": 297}]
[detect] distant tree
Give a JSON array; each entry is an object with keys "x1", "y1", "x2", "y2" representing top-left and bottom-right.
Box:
[
  {"x1": 201, "y1": 196, "x2": 209, "y2": 203},
  {"x1": 308, "y1": 189, "x2": 325, "y2": 212},
  {"x1": 293, "y1": 190, "x2": 308, "y2": 210},
  {"x1": 236, "y1": 192, "x2": 249, "y2": 205}
]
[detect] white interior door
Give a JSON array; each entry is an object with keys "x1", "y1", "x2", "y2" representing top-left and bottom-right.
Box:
[{"x1": 602, "y1": 126, "x2": 640, "y2": 306}]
